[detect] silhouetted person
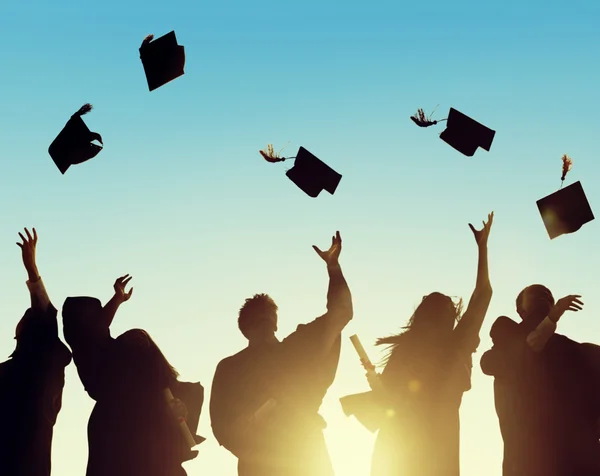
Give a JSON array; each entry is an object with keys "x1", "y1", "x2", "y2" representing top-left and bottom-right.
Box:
[
  {"x1": 481, "y1": 286, "x2": 600, "y2": 476},
  {"x1": 0, "y1": 228, "x2": 72, "y2": 476},
  {"x1": 210, "y1": 231, "x2": 353, "y2": 476},
  {"x1": 342, "y1": 212, "x2": 494, "y2": 476},
  {"x1": 62, "y1": 276, "x2": 203, "y2": 476}
]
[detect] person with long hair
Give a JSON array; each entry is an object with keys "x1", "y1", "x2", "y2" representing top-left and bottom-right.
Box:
[
  {"x1": 210, "y1": 231, "x2": 353, "y2": 476},
  {"x1": 62, "y1": 276, "x2": 204, "y2": 476},
  {"x1": 343, "y1": 212, "x2": 493, "y2": 476},
  {"x1": 481, "y1": 285, "x2": 600, "y2": 476},
  {"x1": 0, "y1": 228, "x2": 72, "y2": 476}
]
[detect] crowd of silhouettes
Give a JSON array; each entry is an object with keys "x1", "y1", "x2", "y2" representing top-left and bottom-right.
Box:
[{"x1": 1, "y1": 222, "x2": 599, "y2": 476}]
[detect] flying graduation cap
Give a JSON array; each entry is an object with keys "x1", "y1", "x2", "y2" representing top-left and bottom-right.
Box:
[
  {"x1": 411, "y1": 106, "x2": 496, "y2": 157},
  {"x1": 536, "y1": 155, "x2": 594, "y2": 239},
  {"x1": 260, "y1": 144, "x2": 342, "y2": 197},
  {"x1": 140, "y1": 31, "x2": 185, "y2": 91},
  {"x1": 48, "y1": 104, "x2": 103, "y2": 174}
]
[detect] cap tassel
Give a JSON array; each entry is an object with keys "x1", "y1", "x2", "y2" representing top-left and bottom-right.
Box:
[
  {"x1": 410, "y1": 106, "x2": 447, "y2": 128},
  {"x1": 560, "y1": 154, "x2": 573, "y2": 189},
  {"x1": 259, "y1": 143, "x2": 295, "y2": 163},
  {"x1": 141, "y1": 34, "x2": 154, "y2": 48},
  {"x1": 74, "y1": 103, "x2": 93, "y2": 117}
]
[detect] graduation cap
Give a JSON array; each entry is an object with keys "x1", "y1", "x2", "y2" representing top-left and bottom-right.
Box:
[
  {"x1": 260, "y1": 144, "x2": 342, "y2": 197},
  {"x1": 536, "y1": 155, "x2": 594, "y2": 239},
  {"x1": 410, "y1": 106, "x2": 495, "y2": 156},
  {"x1": 140, "y1": 31, "x2": 185, "y2": 91},
  {"x1": 48, "y1": 104, "x2": 103, "y2": 174}
]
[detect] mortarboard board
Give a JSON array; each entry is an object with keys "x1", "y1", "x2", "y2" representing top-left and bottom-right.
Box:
[
  {"x1": 536, "y1": 155, "x2": 594, "y2": 239},
  {"x1": 537, "y1": 181, "x2": 594, "y2": 239},
  {"x1": 440, "y1": 108, "x2": 495, "y2": 156},
  {"x1": 410, "y1": 106, "x2": 495, "y2": 157},
  {"x1": 260, "y1": 144, "x2": 342, "y2": 197},
  {"x1": 48, "y1": 104, "x2": 103, "y2": 174},
  {"x1": 140, "y1": 31, "x2": 185, "y2": 91}
]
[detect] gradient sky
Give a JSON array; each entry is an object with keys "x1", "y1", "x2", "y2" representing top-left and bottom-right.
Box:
[{"x1": 1, "y1": 0, "x2": 600, "y2": 475}]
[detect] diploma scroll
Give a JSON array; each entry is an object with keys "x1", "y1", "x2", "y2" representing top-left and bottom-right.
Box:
[
  {"x1": 164, "y1": 388, "x2": 198, "y2": 448},
  {"x1": 349, "y1": 334, "x2": 382, "y2": 390}
]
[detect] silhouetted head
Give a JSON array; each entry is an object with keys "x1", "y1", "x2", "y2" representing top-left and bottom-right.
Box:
[
  {"x1": 238, "y1": 294, "x2": 278, "y2": 342},
  {"x1": 117, "y1": 328, "x2": 179, "y2": 390},
  {"x1": 376, "y1": 292, "x2": 463, "y2": 362},
  {"x1": 62, "y1": 297, "x2": 105, "y2": 344},
  {"x1": 407, "y1": 292, "x2": 463, "y2": 335},
  {"x1": 516, "y1": 285, "x2": 555, "y2": 330},
  {"x1": 12, "y1": 308, "x2": 44, "y2": 357}
]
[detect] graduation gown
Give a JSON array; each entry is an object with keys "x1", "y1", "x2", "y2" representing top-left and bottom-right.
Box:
[
  {"x1": 63, "y1": 299, "x2": 203, "y2": 476},
  {"x1": 370, "y1": 331, "x2": 476, "y2": 476},
  {"x1": 0, "y1": 304, "x2": 72, "y2": 476},
  {"x1": 481, "y1": 316, "x2": 600, "y2": 476},
  {"x1": 211, "y1": 316, "x2": 344, "y2": 476}
]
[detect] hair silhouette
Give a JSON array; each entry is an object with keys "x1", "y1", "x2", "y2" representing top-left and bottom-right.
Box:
[{"x1": 375, "y1": 292, "x2": 464, "y2": 364}]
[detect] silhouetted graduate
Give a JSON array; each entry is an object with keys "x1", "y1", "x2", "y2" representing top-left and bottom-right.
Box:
[
  {"x1": 140, "y1": 31, "x2": 185, "y2": 91},
  {"x1": 537, "y1": 155, "x2": 594, "y2": 239},
  {"x1": 341, "y1": 213, "x2": 494, "y2": 476},
  {"x1": 62, "y1": 276, "x2": 204, "y2": 476},
  {"x1": 48, "y1": 104, "x2": 103, "y2": 174},
  {"x1": 210, "y1": 231, "x2": 353, "y2": 475},
  {"x1": 481, "y1": 286, "x2": 600, "y2": 476},
  {"x1": 0, "y1": 228, "x2": 72, "y2": 476},
  {"x1": 260, "y1": 144, "x2": 342, "y2": 197},
  {"x1": 410, "y1": 106, "x2": 495, "y2": 156}
]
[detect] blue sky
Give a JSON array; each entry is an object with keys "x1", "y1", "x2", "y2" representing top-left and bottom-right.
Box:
[{"x1": 1, "y1": 0, "x2": 599, "y2": 474}]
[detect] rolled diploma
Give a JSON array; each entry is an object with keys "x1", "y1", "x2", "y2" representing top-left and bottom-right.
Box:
[
  {"x1": 350, "y1": 334, "x2": 381, "y2": 385},
  {"x1": 254, "y1": 398, "x2": 277, "y2": 423},
  {"x1": 164, "y1": 388, "x2": 197, "y2": 448}
]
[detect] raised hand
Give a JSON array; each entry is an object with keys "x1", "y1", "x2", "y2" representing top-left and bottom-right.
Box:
[
  {"x1": 548, "y1": 294, "x2": 584, "y2": 323},
  {"x1": 113, "y1": 274, "x2": 133, "y2": 303},
  {"x1": 17, "y1": 227, "x2": 39, "y2": 280},
  {"x1": 313, "y1": 231, "x2": 342, "y2": 267},
  {"x1": 469, "y1": 211, "x2": 494, "y2": 247}
]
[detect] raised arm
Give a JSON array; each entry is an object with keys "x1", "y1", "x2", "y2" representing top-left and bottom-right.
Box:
[
  {"x1": 17, "y1": 227, "x2": 51, "y2": 312},
  {"x1": 312, "y1": 231, "x2": 353, "y2": 344},
  {"x1": 455, "y1": 212, "x2": 494, "y2": 343},
  {"x1": 526, "y1": 294, "x2": 584, "y2": 352},
  {"x1": 100, "y1": 275, "x2": 133, "y2": 328}
]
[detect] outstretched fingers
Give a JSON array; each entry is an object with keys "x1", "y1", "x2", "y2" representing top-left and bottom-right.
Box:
[{"x1": 567, "y1": 295, "x2": 584, "y2": 311}]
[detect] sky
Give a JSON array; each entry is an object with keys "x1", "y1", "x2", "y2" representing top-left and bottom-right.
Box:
[{"x1": 1, "y1": 0, "x2": 600, "y2": 474}]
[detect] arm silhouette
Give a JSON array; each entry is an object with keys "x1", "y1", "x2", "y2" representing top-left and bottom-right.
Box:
[
  {"x1": 526, "y1": 294, "x2": 584, "y2": 352},
  {"x1": 455, "y1": 212, "x2": 494, "y2": 347},
  {"x1": 17, "y1": 227, "x2": 51, "y2": 312},
  {"x1": 100, "y1": 275, "x2": 133, "y2": 328},
  {"x1": 312, "y1": 231, "x2": 354, "y2": 351}
]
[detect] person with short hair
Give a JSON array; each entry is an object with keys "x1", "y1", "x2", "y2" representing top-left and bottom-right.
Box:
[
  {"x1": 481, "y1": 285, "x2": 600, "y2": 476},
  {"x1": 210, "y1": 231, "x2": 353, "y2": 476}
]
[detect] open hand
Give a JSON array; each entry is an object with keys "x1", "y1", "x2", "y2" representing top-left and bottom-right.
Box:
[
  {"x1": 548, "y1": 294, "x2": 583, "y2": 323},
  {"x1": 469, "y1": 212, "x2": 494, "y2": 247},
  {"x1": 17, "y1": 228, "x2": 39, "y2": 279},
  {"x1": 313, "y1": 231, "x2": 342, "y2": 266},
  {"x1": 113, "y1": 274, "x2": 133, "y2": 303}
]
